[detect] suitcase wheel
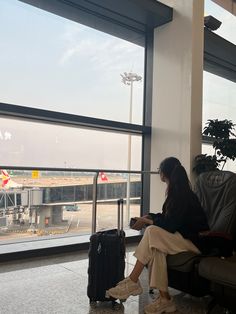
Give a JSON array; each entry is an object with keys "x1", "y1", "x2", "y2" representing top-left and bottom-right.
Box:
[
  {"x1": 112, "y1": 300, "x2": 124, "y2": 310},
  {"x1": 89, "y1": 300, "x2": 97, "y2": 307}
]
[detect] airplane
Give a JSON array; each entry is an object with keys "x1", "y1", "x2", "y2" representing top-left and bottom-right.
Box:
[
  {"x1": 100, "y1": 172, "x2": 108, "y2": 181},
  {"x1": 0, "y1": 169, "x2": 22, "y2": 189},
  {"x1": 0, "y1": 169, "x2": 109, "y2": 192}
]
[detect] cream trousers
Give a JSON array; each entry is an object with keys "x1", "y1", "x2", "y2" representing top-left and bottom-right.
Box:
[{"x1": 133, "y1": 225, "x2": 200, "y2": 292}]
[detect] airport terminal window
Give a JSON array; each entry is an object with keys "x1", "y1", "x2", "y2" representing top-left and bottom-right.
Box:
[
  {"x1": 203, "y1": 71, "x2": 236, "y2": 127},
  {"x1": 202, "y1": 143, "x2": 236, "y2": 172},
  {"x1": 205, "y1": 0, "x2": 236, "y2": 44},
  {"x1": 202, "y1": 71, "x2": 236, "y2": 173},
  {"x1": 0, "y1": 0, "x2": 144, "y2": 125},
  {"x1": 0, "y1": 0, "x2": 147, "y2": 247},
  {"x1": 0, "y1": 117, "x2": 142, "y2": 170},
  {"x1": 202, "y1": 1, "x2": 236, "y2": 173},
  {"x1": 0, "y1": 170, "x2": 142, "y2": 243}
]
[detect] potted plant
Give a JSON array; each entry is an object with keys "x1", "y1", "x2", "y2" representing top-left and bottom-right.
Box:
[{"x1": 193, "y1": 119, "x2": 236, "y2": 175}]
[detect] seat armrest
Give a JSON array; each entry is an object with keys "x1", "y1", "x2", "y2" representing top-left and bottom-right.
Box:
[
  {"x1": 167, "y1": 251, "x2": 202, "y2": 272},
  {"x1": 199, "y1": 230, "x2": 232, "y2": 241},
  {"x1": 198, "y1": 232, "x2": 233, "y2": 257}
]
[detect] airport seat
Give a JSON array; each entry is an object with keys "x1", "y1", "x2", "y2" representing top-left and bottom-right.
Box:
[
  {"x1": 166, "y1": 170, "x2": 236, "y2": 297},
  {"x1": 199, "y1": 255, "x2": 236, "y2": 312}
]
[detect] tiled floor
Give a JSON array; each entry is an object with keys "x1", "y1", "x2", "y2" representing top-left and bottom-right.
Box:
[{"x1": 0, "y1": 246, "x2": 225, "y2": 314}]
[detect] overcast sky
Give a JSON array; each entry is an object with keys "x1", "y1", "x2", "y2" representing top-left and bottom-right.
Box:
[{"x1": 0, "y1": 0, "x2": 144, "y2": 124}]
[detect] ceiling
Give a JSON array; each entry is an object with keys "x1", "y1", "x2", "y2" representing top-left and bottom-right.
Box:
[{"x1": 19, "y1": 0, "x2": 173, "y2": 46}]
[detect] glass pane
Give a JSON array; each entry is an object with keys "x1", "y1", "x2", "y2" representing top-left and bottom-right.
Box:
[
  {"x1": 97, "y1": 173, "x2": 141, "y2": 230},
  {"x1": 0, "y1": 117, "x2": 142, "y2": 170},
  {"x1": 205, "y1": 0, "x2": 236, "y2": 44},
  {"x1": 203, "y1": 71, "x2": 236, "y2": 127},
  {"x1": 0, "y1": 170, "x2": 142, "y2": 244},
  {"x1": 0, "y1": 0, "x2": 144, "y2": 124},
  {"x1": 202, "y1": 143, "x2": 236, "y2": 172}
]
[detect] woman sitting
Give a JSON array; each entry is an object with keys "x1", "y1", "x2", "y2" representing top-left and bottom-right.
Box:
[{"x1": 107, "y1": 157, "x2": 209, "y2": 314}]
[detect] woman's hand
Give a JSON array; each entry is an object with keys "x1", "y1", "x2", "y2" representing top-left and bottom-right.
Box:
[{"x1": 131, "y1": 216, "x2": 153, "y2": 231}]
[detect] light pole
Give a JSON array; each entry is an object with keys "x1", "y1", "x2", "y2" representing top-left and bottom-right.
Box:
[{"x1": 120, "y1": 72, "x2": 142, "y2": 225}]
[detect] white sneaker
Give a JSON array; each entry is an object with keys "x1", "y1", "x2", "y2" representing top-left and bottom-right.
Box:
[
  {"x1": 106, "y1": 277, "x2": 143, "y2": 300},
  {"x1": 144, "y1": 296, "x2": 176, "y2": 314}
]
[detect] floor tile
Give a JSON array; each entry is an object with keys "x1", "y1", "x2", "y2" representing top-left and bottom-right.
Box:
[{"x1": 0, "y1": 250, "x2": 226, "y2": 314}]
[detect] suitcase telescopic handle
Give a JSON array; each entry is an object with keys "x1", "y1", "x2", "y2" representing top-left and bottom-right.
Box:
[
  {"x1": 117, "y1": 198, "x2": 124, "y2": 235},
  {"x1": 92, "y1": 172, "x2": 99, "y2": 234},
  {"x1": 91, "y1": 171, "x2": 158, "y2": 234},
  {"x1": 92, "y1": 173, "x2": 124, "y2": 234}
]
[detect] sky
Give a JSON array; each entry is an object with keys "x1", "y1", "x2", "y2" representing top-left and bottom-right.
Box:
[
  {"x1": 0, "y1": 0, "x2": 144, "y2": 124},
  {"x1": 203, "y1": 1, "x2": 236, "y2": 130},
  {"x1": 0, "y1": 0, "x2": 144, "y2": 170},
  {"x1": 203, "y1": 0, "x2": 236, "y2": 172},
  {"x1": 205, "y1": 0, "x2": 236, "y2": 44},
  {"x1": 0, "y1": 0, "x2": 235, "y2": 170}
]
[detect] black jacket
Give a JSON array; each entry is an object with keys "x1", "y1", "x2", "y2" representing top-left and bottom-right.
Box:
[{"x1": 149, "y1": 190, "x2": 209, "y2": 249}]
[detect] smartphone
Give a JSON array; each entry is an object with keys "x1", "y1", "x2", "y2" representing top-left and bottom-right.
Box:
[{"x1": 129, "y1": 217, "x2": 137, "y2": 228}]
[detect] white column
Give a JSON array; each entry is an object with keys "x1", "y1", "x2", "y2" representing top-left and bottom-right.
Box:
[
  {"x1": 150, "y1": 0, "x2": 204, "y2": 211},
  {"x1": 126, "y1": 80, "x2": 133, "y2": 225}
]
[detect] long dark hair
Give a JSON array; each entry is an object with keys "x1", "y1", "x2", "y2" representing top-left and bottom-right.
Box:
[{"x1": 159, "y1": 157, "x2": 191, "y2": 200}]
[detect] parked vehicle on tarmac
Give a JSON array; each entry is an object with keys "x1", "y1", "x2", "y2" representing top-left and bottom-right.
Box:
[{"x1": 63, "y1": 204, "x2": 81, "y2": 211}]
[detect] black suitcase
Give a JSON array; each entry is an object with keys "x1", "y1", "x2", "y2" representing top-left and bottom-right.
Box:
[{"x1": 87, "y1": 199, "x2": 126, "y2": 304}]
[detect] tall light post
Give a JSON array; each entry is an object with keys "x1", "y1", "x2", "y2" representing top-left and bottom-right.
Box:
[{"x1": 120, "y1": 72, "x2": 142, "y2": 225}]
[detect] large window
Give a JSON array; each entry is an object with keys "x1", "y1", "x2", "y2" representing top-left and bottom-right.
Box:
[
  {"x1": 202, "y1": 72, "x2": 236, "y2": 172},
  {"x1": 203, "y1": 71, "x2": 236, "y2": 126},
  {"x1": 0, "y1": 170, "x2": 142, "y2": 244},
  {"x1": 203, "y1": 1, "x2": 236, "y2": 172},
  {"x1": 0, "y1": 0, "x2": 144, "y2": 124},
  {"x1": 0, "y1": 117, "x2": 142, "y2": 170},
  {"x1": 0, "y1": 0, "x2": 147, "y2": 246},
  {"x1": 202, "y1": 143, "x2": 236, "y2": 172},
  {"x1": 205, "y1": 0, "x2": 236, "y2": 44}
]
